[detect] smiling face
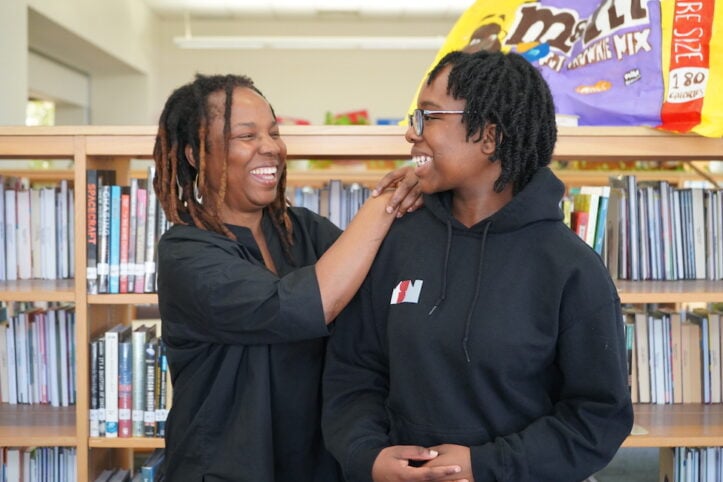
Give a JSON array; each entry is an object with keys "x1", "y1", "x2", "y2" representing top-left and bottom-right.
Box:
[
  {"x1": 204, "y1": 86, "x2": 287, "y2": 225},
  {"x1": 406, "y1": 66, "x2": 500, "y2": 198}
]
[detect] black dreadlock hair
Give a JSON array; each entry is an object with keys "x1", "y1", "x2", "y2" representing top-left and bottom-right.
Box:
[
  {"x1": 427, "y1": 50, "x2": 558, "y2": 194},
  {"x1": 153, "y1": 73, "x2": 295, "y2": 263}
]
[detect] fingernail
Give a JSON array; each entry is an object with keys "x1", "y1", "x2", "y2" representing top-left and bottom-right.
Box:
[
  {"x1": 386, "y1": 206, "x2": 393, "y2": 214},
  {"x1": 372, "y1": 189, "x2": 379, "y2": 196},
  {"x1": 429, "y1": 450, "x2": 438, "y2": 457}
]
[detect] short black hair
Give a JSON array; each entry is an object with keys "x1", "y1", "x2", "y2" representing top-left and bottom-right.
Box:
[{"x1": 427, "y1": 50, "x2": 557, "y2": 194}]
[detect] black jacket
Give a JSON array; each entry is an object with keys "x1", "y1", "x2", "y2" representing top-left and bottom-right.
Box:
[
  {"x1": 322, "y1": 167, "x2": 633, "y2": 482},
  {"x1": 157, "y1": 207, "x2": 343, "y2": 482}
]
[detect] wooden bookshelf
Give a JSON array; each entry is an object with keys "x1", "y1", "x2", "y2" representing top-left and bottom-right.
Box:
[
  {"x1": 626, "y1": 405, "x2": 723, "y2": 448},
  {"x1": 0, "y1": 125, "x2": 721, "y2": 480},
  {"x1": 0, "y1": 405, "x2": 76, "y2": 446}
]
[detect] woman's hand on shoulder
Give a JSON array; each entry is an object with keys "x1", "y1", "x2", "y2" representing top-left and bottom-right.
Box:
[{"x1": 373, "y1": 165, "x2": 423, "y2": 217}]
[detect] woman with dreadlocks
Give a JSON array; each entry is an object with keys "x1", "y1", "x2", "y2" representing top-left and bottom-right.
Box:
[
  {"x1": 322, "y1": 50, "x2": 633, "y2": 482},
  {"x1": 153, "y1": 73, "x2": 427, "y2": 482}
]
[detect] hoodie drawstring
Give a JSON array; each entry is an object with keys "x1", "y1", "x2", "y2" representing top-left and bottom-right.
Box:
[
  {"x1": 462, "y1": 221, "x2": 491, "y2": 363},
  {"x1": 428, "y1": 220, "x2": 452, "y2": 316}
]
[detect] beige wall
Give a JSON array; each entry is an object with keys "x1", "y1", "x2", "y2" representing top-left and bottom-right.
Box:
[
  {"x1": 9, "y1": 0, "x2": 458, "y2": 125},
  {"x1": 152, "y1": 18, "x2": 456, "y2": 125}
]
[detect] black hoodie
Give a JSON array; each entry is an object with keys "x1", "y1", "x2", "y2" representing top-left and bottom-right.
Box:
[
  {"x1": 322, "y1": 167, "x2": 633, "y2": 482},
  {"x1": 157, "y1": 207, "x2": 343, "y2": 482}
]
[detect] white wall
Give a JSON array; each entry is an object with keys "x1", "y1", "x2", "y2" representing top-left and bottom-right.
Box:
[
  {"x1": 25, "y1": 0, "x2": 159, "y2": 124},
  {"x1": 153, "y1": 17, "x2": 455, "y2": 125},
  {"x1": 0, "y1": 0, "x2": 28, "y2": 125},
  {"x1": 3, "y1": 1, "x2": 457, "y2": 126}
]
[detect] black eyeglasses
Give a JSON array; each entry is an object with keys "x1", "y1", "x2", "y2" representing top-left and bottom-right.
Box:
[{"x1": 408, "y1": 108, "x2": 465, "y2": 136}]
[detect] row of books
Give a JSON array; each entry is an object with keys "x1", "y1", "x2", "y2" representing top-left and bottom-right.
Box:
[
  {"x1": 0, "y1": 446, "x2": 76, "y2": 482},
  {"x1": 604, "y1": 177, "x2": 722, "y2": 281},
  {"x1": 86, "y1": 168, "x2": 170, "y2": 295},
  {"x1": 94, "y1": 449, "x2": 164, "y2": 482},
  {"x1": 291, "y1": 181, "x2": 371, "y2": 229},
  {"x1": 625, "y1": 305, "x2": 723, "y2": 405},
  {"x1": 89, "y1": 320, "x2": 170, "y2": 438},
  {"x1": 0, "y1": 176, "x2": 74, "y2": 282},
  {"x1": 661, "y1": 446, "x2": 723, "y2": 482},
  {"x1": 0, "y1": 303, "x2": 76, "y2": 406}
]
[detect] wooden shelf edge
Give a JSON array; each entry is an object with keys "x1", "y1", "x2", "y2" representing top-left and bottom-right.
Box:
[
  {"x1": 89, "y1": 437, "x2": 164, "y2": 449},
  {"x1": 88, "y1": 293, "x2": 158, "y2": 305}
]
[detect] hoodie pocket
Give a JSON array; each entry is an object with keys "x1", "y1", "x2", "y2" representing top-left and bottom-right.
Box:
[{"x1": 387, "y1": 405, "x2": 491, "y2": 447}]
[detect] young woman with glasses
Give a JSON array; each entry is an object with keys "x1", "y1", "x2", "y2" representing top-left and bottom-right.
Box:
[{"x1": 323, "y1": 50, "x2": 633, "y2": 482}]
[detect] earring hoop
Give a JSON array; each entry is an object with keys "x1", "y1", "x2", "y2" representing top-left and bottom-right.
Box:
[
  {"x1": 176, "y1": 175, "x2": 184, "y2": 201},
  {"x1": 193, "y1": 174, "x2": 203, "y2": 204}
]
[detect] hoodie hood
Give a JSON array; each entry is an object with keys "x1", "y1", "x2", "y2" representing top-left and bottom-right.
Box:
[
  {"x1": 421, "y1": 166, "x2": 565, "y2": 360},
  {"x1": 423, "y1": 166, "x2": 565, "y2": 232}
]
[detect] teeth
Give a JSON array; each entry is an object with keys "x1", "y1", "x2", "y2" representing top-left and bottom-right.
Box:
[
  {"x1": 412, "y1": 155, "x2": 432, "y2": 167},
  {"x1": 250, "y1": 167, "x2": 277, "y2": 175}
]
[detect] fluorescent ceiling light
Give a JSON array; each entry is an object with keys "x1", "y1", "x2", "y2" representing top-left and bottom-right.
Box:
[{"x1": 173, "y1": 35, "x2": 447, "y2": 50}]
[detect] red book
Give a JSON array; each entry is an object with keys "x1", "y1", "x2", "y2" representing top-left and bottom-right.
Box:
[
  {"x1": 570, "y1": 210, "x2": 589, "y2": 242},
  {"x1": 119, "y1": 188, "x2": 131, "y2": 293}
]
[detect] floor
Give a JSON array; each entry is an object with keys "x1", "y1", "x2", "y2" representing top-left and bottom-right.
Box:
[{"x1": 594, "y1": 447, "x2": 659, "y2": 482}]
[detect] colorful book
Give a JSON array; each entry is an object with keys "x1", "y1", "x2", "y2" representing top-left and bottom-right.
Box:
[
  {"x1": 119, "y1": 187, "x2": 131, "y2": 293},
  {"x1": 144, "y1": 336, "x2": 159, "y2": 437},
  {"x1": 117, "y1": 340, "x2": 132, "y2": 437},
  {"x1": 87, "y1": 170, "x2": 100, "y2": 294},
  {"x1": 104, "y1": 323, "x2": 131, "y2": 437},
  {"x1": 109, "y1": 185, "x2": 122, "y2": 294},
  {"x1": 131, "y1": 323, "x2": 156, "y2": 437}
]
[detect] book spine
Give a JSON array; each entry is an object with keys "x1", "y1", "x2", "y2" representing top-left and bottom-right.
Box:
[
  {"x1": 5, "y1": 315, "x2": 17, "y2": 404},
  {"x1": 5, "y1": 189, "x2": 17, "y2": 281},
  {"x1": 97, "y1": 335, "x2": 106, "y2": 437},
  {"x1": 16, "y1": 190, "x2": 32, "y2": 280},
  {"x1": 131, "y1": 330, "x2": 147, "y2": 437},
  {"x1": 127, "y1": 178, "x2": 138, "y2": 291},
  {"x1": 109, "y1": 185, "x2": 122, "y2": 294},
  {"x1": 104, "y1": 329, "x2": 119, "y2": 437},
  {"x1": 97, "y1": 185, "x2": 112, "y2": 294},
  {"x1": 133, "y1": 186, "x2": 147, "y2": 294},
  {"x1": 0, "y1": 180, "x2": 5, "y2": 281},
  {"x1": 119, "y1": 187, "x2": 131, "y2": 294},
  {"x1": 89, "y1": 337, "x2": 100, "y2": 437},
  {"x1": 144, "y1": 167, "x2": 157, "y2": 293},
  {"x1": 86, "y1": 170, "x2": 99, "y2": 294},
  {"x1": 143, "y1": 340, "x2": 157, "y2": 437},
  {"x1": 117, "y1": 341, "x2": 132, "y2": 437},
  {"x1": 57, "y1": 180, "x2": 70, "y2": 278},
  {"x1": 58, "y1": 309, "x2": 69, "y2": 407},
  {"x1": 155, "y1": 341, "x2": 168, "y2": 437}
]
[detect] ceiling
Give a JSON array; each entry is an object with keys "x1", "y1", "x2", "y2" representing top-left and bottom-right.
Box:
[{"x1": 143, "y1": 0, "x2": 475, "y2": 20}]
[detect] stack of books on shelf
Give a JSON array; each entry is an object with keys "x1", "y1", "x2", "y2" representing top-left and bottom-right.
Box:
[
  {"x1": 0, "y1": 176, "x2": 74, "y2": 281},
  {"x1": 661, "y1": 447, "x2": 722, "y2": 482},
  {"x1": 1, "y1": 446, "x2": 77, "y2": 482},
  {"x1": 606, "y1": 175, "x2": 722, "y2": 281},
  {"x1": 86, "y1": 167, "x2": 169, "y2": 295},
  {"x1": 0, "y1": 302, "x2": 76, "y2": 406},
  {"x1": 566, "y1": 176, "x2": 722, "y2": 281},
  {"x1": 290, "y1": 180, "x2": 371, "y2": 229},
  {"x1": 89, "y1": 319, "x2": 170, "y2": 439},
  {"x1": 624, "y1": 305, "x2": 723, "y2": 405}
]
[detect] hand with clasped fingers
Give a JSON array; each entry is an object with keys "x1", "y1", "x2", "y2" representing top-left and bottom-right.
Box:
[
  {"x1": 423, "y1": 445, "x2": 474, "y2": 482},
  {"x1": 371, "y1": 445, "x2": 470, "y2": 482}
]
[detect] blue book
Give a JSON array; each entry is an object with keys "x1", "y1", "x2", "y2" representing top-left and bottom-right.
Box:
[
  {"x1": 109, "y1": 185, "x2": 121, "y2": 294},
  {"x1": 141, "y1": 448, "x2": 165, "y2": 482},
  {"x1": 593, "y1": 188, "x2": 610, "y2": 256},
  {"x1": 118, "y1": 340, "x2": 133, "y2": 437}
]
